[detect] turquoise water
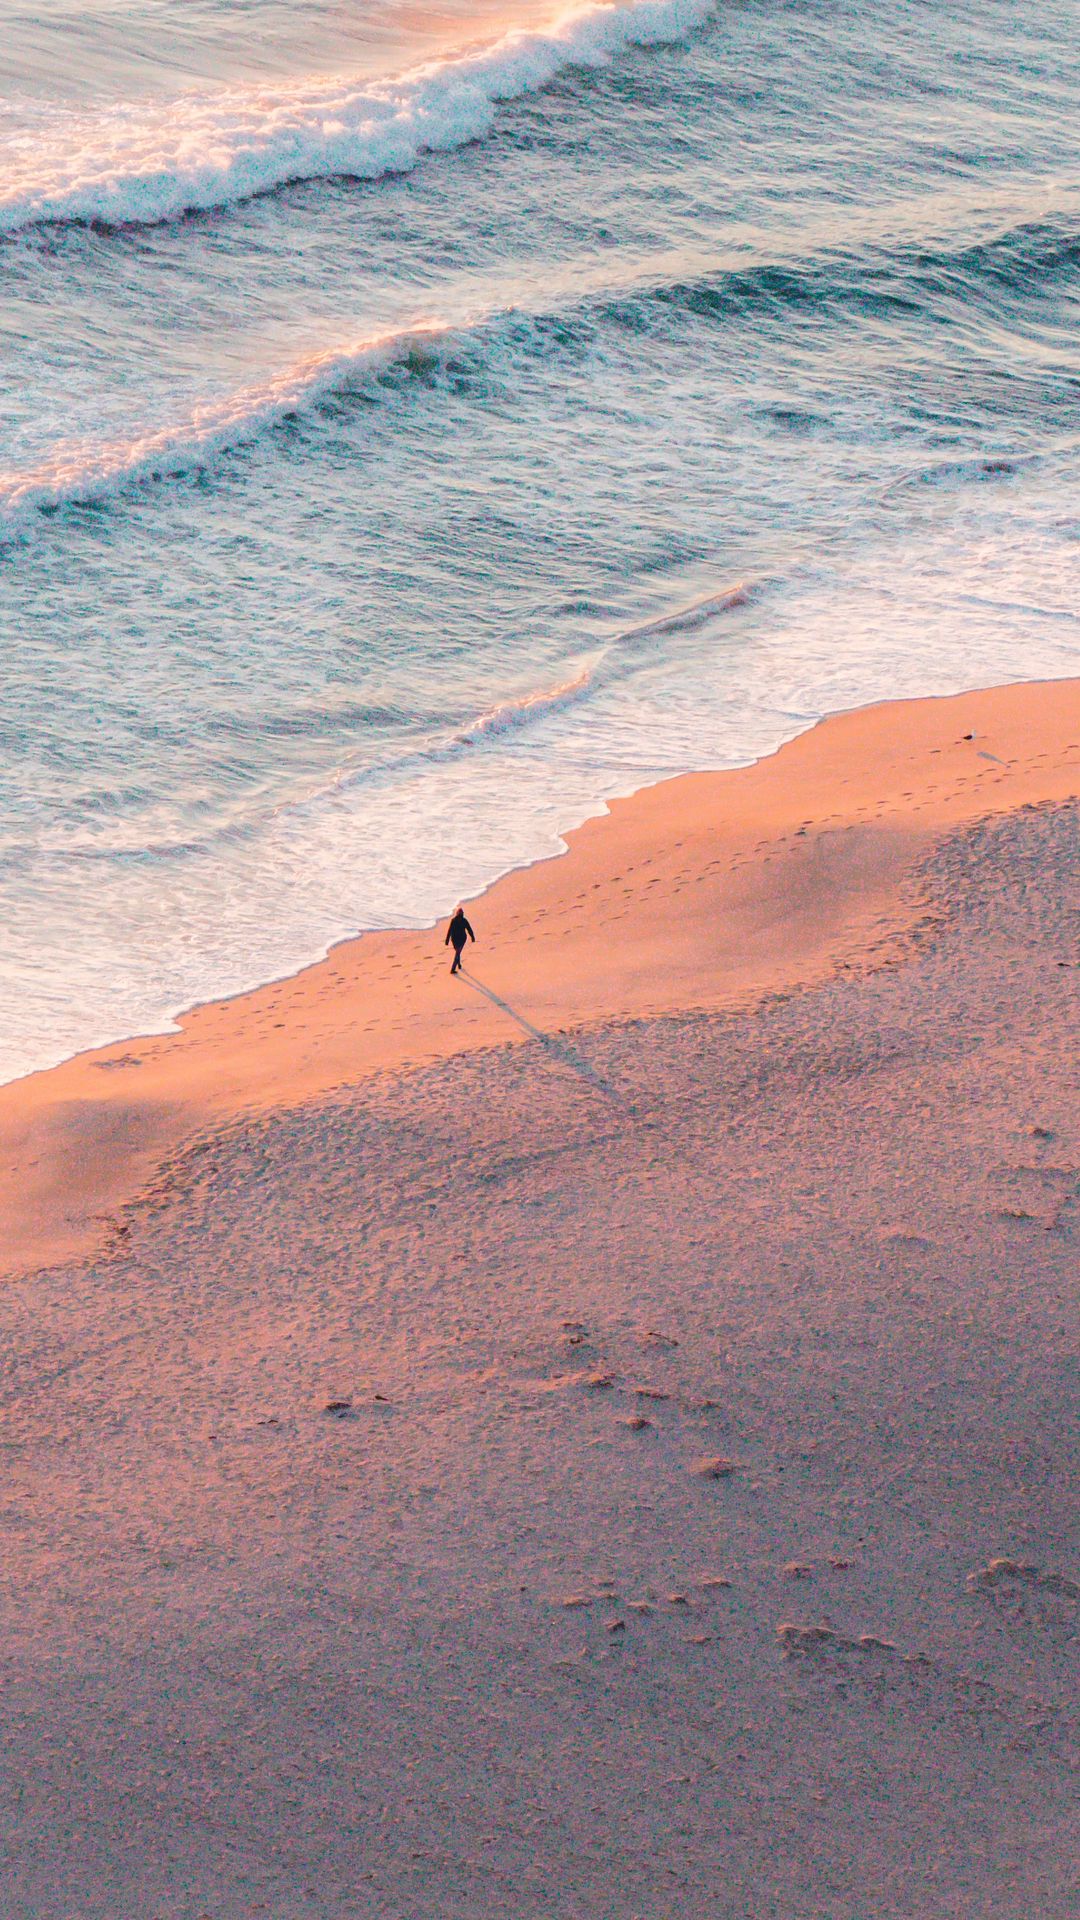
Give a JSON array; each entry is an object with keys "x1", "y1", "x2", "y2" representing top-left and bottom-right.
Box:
[{"x1": 1, "y1": 0, "x2": 1078, "y2": 1080}]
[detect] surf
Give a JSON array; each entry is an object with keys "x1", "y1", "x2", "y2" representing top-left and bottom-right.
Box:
[
  {"x1": 0, "y1": 319, "x2": 452, "y2": 535},
  {"x1": 0, "y1": 0, "x2": 714, "y2": 234},
  {"x1": 8, "y1": 184, "x2": 1079, "y2": 539}
]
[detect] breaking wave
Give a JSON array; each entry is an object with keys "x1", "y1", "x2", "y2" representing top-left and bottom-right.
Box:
[
  {"x1": 615, "y1": 583, "x2": 752, "y2": 640},
  {"x1": 0, "y1": 320, "x2": 452, "y2": 534},
  {"x1": 462, "y1": 667, "x2": 595, "y2": 741},
  {"x1": 7, "y1": 199, "x2": 1078, "y2": 537},
  {"x1": 0, "y1": 0, "x2": 714, "y2": 234}
]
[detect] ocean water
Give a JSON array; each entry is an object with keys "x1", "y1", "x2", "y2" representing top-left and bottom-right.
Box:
[{"x1": 1, "y1": 0, "x2": 1078, "y2": 1084}]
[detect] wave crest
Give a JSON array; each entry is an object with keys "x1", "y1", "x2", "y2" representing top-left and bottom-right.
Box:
[
  {"x1": 0, "y1": 0, "x2": 714, "y2": 234},
  {"x1": 0, "y1": 320, "x2": 450, "y2": 532},
  {"x1": 8, "y1": 197, "x2": 1075, "y2": 535},
  {"x1": 461, "y1": 667, "x2": 594, "y2": 742}
]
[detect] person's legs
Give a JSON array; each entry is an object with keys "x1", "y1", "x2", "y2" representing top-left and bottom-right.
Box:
[{"x1": 451, "y1": 947, "x2": 462, "y2": 973}]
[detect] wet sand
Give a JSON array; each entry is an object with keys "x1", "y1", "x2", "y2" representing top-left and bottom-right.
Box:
[
  {"x1": 2, "y1": 675, "x2": 1078, "y2": 1280},
  {"x1": 0, "y1": 678, "x2": 1077, "y2": 1917}
]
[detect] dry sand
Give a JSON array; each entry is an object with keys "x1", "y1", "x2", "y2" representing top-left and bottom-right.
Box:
[{"x1": 0, "y1": 679, "x2": 1077, "y2": 1917}]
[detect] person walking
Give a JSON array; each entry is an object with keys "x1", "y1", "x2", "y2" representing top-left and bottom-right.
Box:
[{"x1": 445, "y1": 906, "x2": 475, "y2": 975}]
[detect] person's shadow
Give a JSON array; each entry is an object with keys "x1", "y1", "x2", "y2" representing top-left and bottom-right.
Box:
[{"x1": 459, "y1": 969, "x2": 620, "y2": 1103}]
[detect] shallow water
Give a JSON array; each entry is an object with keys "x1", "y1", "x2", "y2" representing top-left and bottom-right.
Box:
[{"x1": 1, "y1": 0, "x2": 1078, "y2": 1082}]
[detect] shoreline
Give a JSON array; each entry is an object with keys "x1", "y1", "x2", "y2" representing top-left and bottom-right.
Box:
[
  {"x1": 2, "y1": 673, "x2": 1077, "y2": 1281},
  {"x1": 12, "y1": 635, "x2": 1080, "y2": 1109},
  {"x1": 3, "y1": 659, "x2": 1076, "y2": 1099},
  {"x1": 1, "y1": 667, "x2": 1077, "y2": 1915}
]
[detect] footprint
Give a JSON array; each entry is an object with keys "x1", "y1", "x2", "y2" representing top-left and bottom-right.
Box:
[
  {"x1": 778, "y1": 1617, "x2": 1069, "y2": 1752},
  {"x1": 692, "y1": 1456, "x2": 737, "y2": 1480},
  {"x1": 967, "y1": 1558, "x2": 1079, "y2": 1634}
]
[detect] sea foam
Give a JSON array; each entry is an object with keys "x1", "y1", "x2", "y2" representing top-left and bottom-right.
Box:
[
  {"x1": 0, "y1": 0, "x2": 714, "y2": 233},
  {"x1": 462, "y1": 667, "x2": 595, "y2": 741},
  {"x1": 0, "y1": 321, "x2": 451, "y2": 532}
]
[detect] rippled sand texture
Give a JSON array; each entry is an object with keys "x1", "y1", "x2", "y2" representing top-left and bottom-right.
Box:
[{"x1": 0, "y1": 684, "x2": 1076, "y2": 1917}]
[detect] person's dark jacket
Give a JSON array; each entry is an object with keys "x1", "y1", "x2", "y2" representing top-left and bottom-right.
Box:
[{"x1": 446, "y1": 911, "x2": 475, "y2": 953}]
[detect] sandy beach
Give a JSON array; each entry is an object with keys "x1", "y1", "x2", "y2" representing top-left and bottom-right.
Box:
[{"x1": 1, "y1": 676, "x2": 1078, "y2": 1917}]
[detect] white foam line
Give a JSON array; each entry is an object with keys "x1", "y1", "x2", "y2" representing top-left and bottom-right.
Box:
[
  {"x1": 462, "y1": 665, "x2": 596, "y2": 740},
  {"x1": 618, "y1": 582, "x2": 753, "y2": 640},
  {"x1": 0, "y1": 0, "x2": 715, "y2": 233},
  {"x1": 0, "y1": 319, "x2": 450, "y2": 527}
]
